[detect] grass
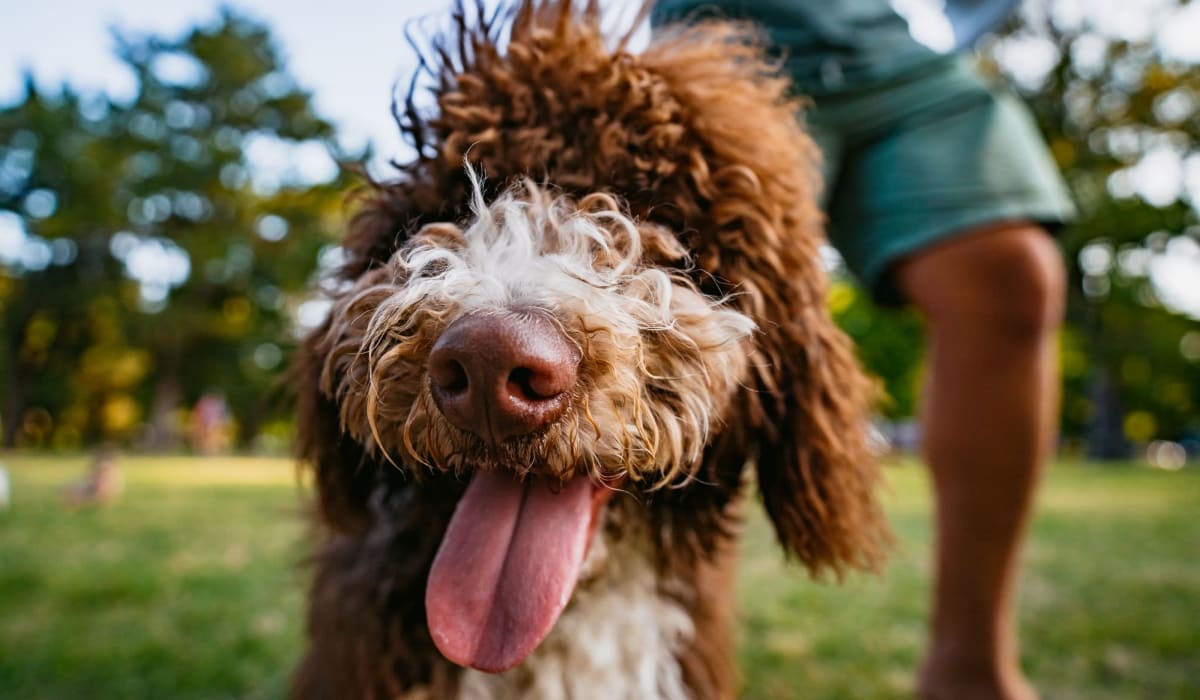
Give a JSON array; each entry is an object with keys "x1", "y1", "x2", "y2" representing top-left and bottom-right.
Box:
[
  {"x1": 0, "y1": 454, "x2": 1197, "y2": 699},
  {"x1": 0, "y1": 456, "x2": 305, "y2": 700},
  {"x1": 737, "y1": 460, "x2": 1200, "y2": 699}
]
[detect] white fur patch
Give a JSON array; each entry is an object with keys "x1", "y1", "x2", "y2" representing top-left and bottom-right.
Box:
[{"x1": 455, "y1": 528, "x2": 693, "y2": 700}]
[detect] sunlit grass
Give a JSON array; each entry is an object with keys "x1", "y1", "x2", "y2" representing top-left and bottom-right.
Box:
[
  {"x1": 737, "y1": 459, "x2": 1200, "y2": 699},
  {"x1": 0, "y1": 454, "x2": 1197, "y2": 699},
  {"x1": 5, "y1": 455, "x2": 303, "y2": 489},
  {"x1": 0, "y1": 454, "x2": 307, "y2": 700}
]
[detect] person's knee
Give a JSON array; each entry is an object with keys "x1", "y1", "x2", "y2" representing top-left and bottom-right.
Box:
[
  {"x1": 977, "y1": 226, "x2": 1066, "y2": 336},
  {"x1": 901, "y1": 224, "x2": 1067, "y2": 340}
]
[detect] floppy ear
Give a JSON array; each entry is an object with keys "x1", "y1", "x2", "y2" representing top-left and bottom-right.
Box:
[
  {"x1": 638, "y1": 22, "x2": 891, "y2": 576},
  {"x1": 748, "y1": 300, "x2": 889, "y2": 576},
  {"x1": 291, "y1": 183, "x2": 467, "y2": 696},
  {"x1": 292, "y1": 319, "x2": 378, "y2": 532},
  {"x1": 293, "y1": 104, "x2": 481, "y2": 526},
  {"x1": 292, "y1": 166, "x2": 457, "y2": 531}
]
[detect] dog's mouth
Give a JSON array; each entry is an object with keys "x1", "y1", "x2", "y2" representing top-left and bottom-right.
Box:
[{"x1": 425, "y1": 468, "x2": 616, "y2": 673}]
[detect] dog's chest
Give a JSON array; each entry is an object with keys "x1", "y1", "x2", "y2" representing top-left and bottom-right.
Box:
[{"x1": 454, "y1": 531, "x2": 694, "y2": 700}]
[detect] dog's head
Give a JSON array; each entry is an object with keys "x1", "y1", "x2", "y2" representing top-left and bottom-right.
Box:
[
  {"x1": 294, "y1": 0, "x2": 889, "y2": 678},
  {"x1": 313, "y1": 176, "x2": 753, "y2": 670}
]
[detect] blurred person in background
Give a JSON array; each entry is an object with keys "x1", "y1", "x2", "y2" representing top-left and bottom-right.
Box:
[
  {"x1": 62, "y1": 445, "x2": 123, "y2": 508},
  {"x1": 0, "y1": 462, "x2": 10, "y2": 509},
  {"x1": 191, "y1": 392, "x2": 233, "y2": 456}
]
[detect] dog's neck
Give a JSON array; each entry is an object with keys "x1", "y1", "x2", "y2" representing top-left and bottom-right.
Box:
[{"x1": 453, "y1": 512, "x2": 695, "y2": 700}]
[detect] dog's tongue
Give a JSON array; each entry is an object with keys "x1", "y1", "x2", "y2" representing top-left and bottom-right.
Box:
[{"x1": 426, "y1": 470, "x2": 600, "y2": 673}]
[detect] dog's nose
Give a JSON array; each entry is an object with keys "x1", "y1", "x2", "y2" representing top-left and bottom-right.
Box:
[{"x1": 429, "y1": 312, "x2": 579, "y2": 444}]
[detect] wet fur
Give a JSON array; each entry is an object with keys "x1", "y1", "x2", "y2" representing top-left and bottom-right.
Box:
[{"x1": 292, "y1": 1, "x2": 889, "y2": 697}]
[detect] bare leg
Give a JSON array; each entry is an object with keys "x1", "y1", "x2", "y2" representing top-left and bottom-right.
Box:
[{"x1": 895, "y1": 223, "x2": 1066, "y2": 700}]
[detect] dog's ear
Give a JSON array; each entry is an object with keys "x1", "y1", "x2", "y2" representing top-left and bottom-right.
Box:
[
  {"x1": 297, "y1": 139, "x2": 474, "y2": 528},
  {"x1": 638, "y1": 22, "x2": 891, "y2": 577},
  {"x1": 748, "y1": 305, "x2": 890, "y2": 577},
  {"x1": 299, "y1": 112, "x2": 473, "y2": 528},
  {"x1": 292, "y1": 321, "x2": 378, "y2": 532},
  {"x1": 712, "y1": 233, "x2": 890, "y2": 578}
]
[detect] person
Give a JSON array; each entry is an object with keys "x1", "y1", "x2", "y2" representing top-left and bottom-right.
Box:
[
  {"x1": 63, "y1": 445, "x2": 123, "y2": 507},
  {"x1": 651, "y1": 1, "x2": 1075, "y2": 698},
  {"x1": 0, "y1": 461, "x2": 10, "y2": 510},
  {"x1": 191, "y1": 392, "x2": 232, "y2": 455}
]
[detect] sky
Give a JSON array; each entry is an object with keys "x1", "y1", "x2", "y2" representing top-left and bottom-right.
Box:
[
  {"x1": 0, "y1": 0, "x2": 458, "y2": 165},
  {"x1": 0, "y1": 0, "x2": 645, "y2": 166},
  {"x1": 1, "y1": 0, "x2": 1199, "y2": 317}
]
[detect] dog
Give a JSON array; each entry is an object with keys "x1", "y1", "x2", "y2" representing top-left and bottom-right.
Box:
[{"x1": 291, "y1": 2, "x2": 888, "y2": 697}]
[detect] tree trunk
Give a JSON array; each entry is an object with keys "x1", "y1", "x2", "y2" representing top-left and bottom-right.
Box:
[
  {"x1": 1, "y1": 362, "x2": 26, "y2": 448},
  {"x1": 142, "y1": 357, "x2": 184, "y2": 452},
  {"x1": 1086, "y1": 366, "x2": 1129, "y2": 460},
  {"x1": 1, "y1": 306, "x2": 33, "y2": 448}
]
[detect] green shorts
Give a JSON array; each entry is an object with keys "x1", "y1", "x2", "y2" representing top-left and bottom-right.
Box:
[{"x1": 807, "y1": 57, "x2": 1076, "y2": 305}]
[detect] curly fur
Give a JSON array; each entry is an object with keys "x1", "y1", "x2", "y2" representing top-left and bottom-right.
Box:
[
  {"x1": 320, "y1": 179, "x2": 752, "y2": 490},
  {"x1": 291, "y1": 2, "x2": 890, "y2": 697}
]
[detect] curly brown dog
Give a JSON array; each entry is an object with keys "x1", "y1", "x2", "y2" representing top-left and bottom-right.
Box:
[{"x1": 291, "y1": 1, "x2": 889, "y2": 697}]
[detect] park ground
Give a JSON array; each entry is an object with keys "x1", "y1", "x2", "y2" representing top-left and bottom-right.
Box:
[{"x1": 0, "y1": 454, "x2": 1197, "y2": 699}]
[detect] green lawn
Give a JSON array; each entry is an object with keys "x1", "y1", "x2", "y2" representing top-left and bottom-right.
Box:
[{"x1": 0, "y1": 455, "x2": 1197, "y2": 699}]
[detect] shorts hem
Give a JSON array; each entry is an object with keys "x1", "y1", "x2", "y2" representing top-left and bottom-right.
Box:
[{"x1": 854, "y1": 201, "x2": 1076, "y2": 306}]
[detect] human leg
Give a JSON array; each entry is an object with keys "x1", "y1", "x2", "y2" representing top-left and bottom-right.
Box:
[{"x1": 894, "y1": 222, "x2": 1066, "y2": 700}]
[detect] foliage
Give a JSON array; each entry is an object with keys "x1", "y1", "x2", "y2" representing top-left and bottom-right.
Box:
[
  {"x1": 828, "y1": 280, "x2": 925, "y2": 420},
  {"x1": 984, "y1": 0, "x2": 1200, "y2": 451},
  {"x1": 0, "y1": 10, "x2": 355, "y2": 449},
  {"x1": 0, "y1": 455, "x2": 1196, "y2": 698}
]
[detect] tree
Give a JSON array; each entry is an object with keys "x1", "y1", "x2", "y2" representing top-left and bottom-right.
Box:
[
  {"x1": 980, "y1": 0, "x2": 1200, "y2": 455},
  {"x1": 0, "y1": 10, "x2": 355, "y2": 449}
]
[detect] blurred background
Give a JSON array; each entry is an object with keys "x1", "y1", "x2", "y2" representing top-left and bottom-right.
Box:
[{"x1": 0, "y1": 1, "x2": 1197, "y2": 698}]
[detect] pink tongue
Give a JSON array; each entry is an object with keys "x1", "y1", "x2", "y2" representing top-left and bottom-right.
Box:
[{"x1": 425, "y1": 470, "x2": 597, "y2": 673}]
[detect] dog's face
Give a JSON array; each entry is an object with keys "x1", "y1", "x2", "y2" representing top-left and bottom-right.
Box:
[
  {"x1": 312, "y1": 180, "x2": 754, "y2": 672},
  {"x1": 321, "y1": 183, "x2": 754, "y2": 487}
]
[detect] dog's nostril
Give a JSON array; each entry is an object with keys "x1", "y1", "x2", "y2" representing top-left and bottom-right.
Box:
[
  {"x1": 515, "y1": 360, "x2": 578, "y2": 401},
  {"x1": 508, "y1": 367, "x2": 538, "y2": 401},
  {"x1": 431, "y1": 358, "x2": 469, "y2": 394},
  {"x1": 508, "y1": 367, "x2": 564, "y2": 402},
  {"x1": 445, "y1": 361, "x2": 469, "y2": 392}
]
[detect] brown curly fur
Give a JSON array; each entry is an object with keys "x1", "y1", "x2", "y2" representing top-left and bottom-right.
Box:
[{"x1": 291, "y1": 1, "x2": 890, "y2": 697}]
